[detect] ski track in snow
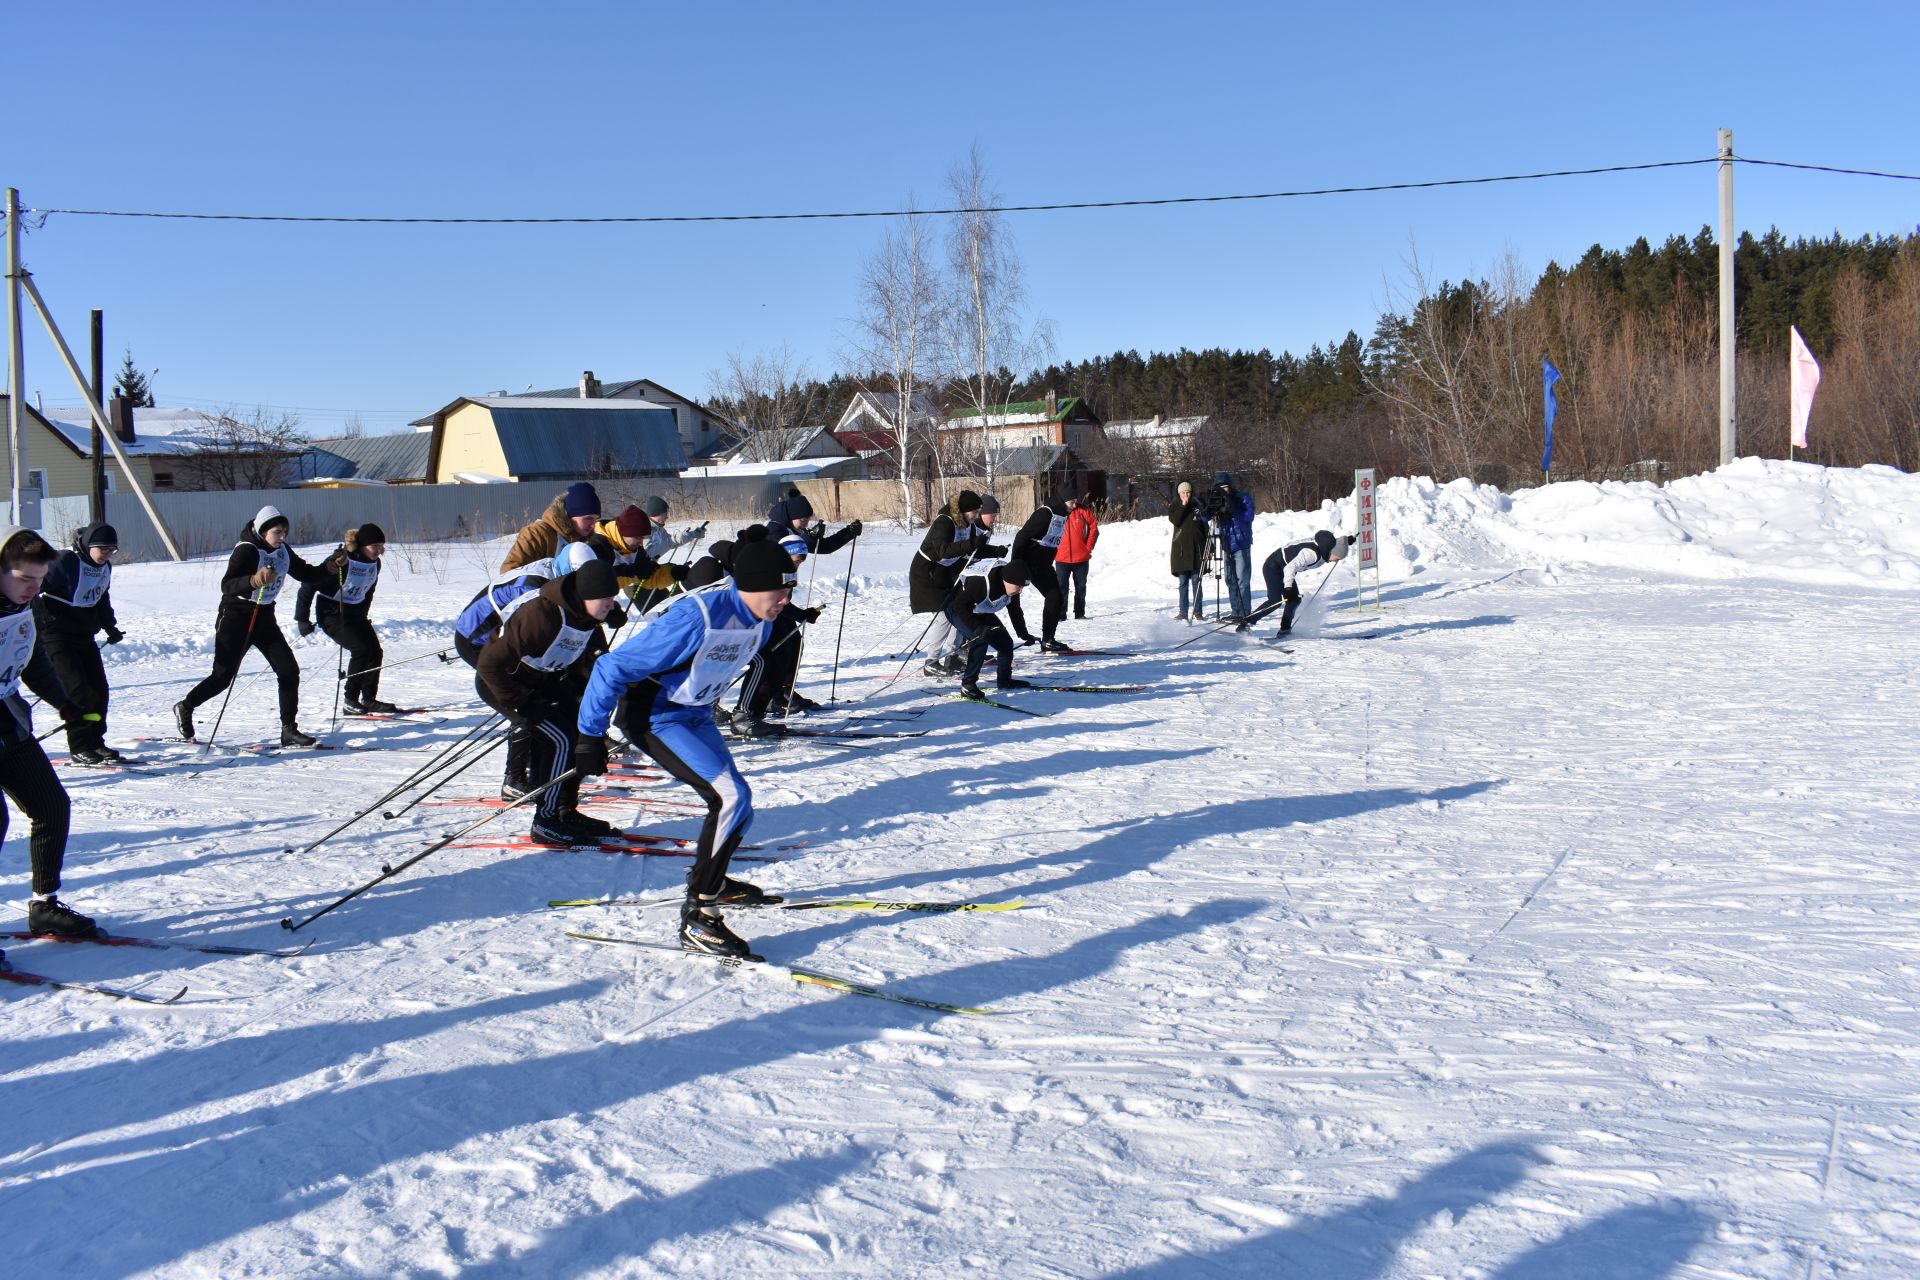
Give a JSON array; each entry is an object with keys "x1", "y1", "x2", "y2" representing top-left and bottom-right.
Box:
[{"x1": 5, "y1": 460, "x2": 1919, "y2": 1277}]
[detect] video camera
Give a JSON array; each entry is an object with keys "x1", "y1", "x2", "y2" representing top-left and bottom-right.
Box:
[{"x1": 1196, "y1": 486, "x2": 1233, "y2": 521}]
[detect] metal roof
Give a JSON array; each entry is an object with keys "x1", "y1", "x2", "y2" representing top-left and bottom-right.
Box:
[
  {"x1": 299, "y1": 432, "x2": 432, "y2": 482},
  {"x1": 487, "y1": 404, "x2": 687, "y2": 477}
]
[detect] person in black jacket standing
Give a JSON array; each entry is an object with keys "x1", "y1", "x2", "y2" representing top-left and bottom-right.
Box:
[
  {"x1": 0, "y1": 526, "x2": 100, "y2": 939},
  {"x1": 174, "y1": 505, "x2": 329, "y2": 747},
  {"x1": 1008, "y1": 487, "x2": 1076, "y2": 652},
  {"x1": 1168, "y1": 482, "x2": 1207, "y2": 621},
  {"x1": 39, "y1": 522, "x2": 126, "y2": 764},
  {"x1": 295, "y1": 523, "x2": 398, "y2": 714}
]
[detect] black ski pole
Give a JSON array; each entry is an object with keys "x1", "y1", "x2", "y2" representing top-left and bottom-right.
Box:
[
  {"x1": 281, "y1": 768, "x2": 580, "y2": 932},
  {"x1": 826, "y1": 534, "x2": 858, "y2": 704},
  {"x1": 202, "y1": 593, "x2": 264, "y2": 754},
  {"x1": 346, "y1": 645, "x2": 456, "y2": 678},
  {"x1": 380, "y1": 729, "x2": 507, "y2": 820},
  {"x1": 284, "y1": 712, "x2": 503, "y2": 855}
]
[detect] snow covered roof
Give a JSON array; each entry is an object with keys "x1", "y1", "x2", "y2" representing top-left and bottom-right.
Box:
[
  {"x1": 679, "y1": 457, "x2": 860, "y2": 480},
  {"x1": 1105, "y1": 415, "x2": 1207, "y2": 440},
  {"x1": 41, "y1": 406, "x2": 241, "y2": 456}
]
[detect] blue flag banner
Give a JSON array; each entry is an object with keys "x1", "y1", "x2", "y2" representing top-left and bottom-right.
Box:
[{"x1": 1541, "y1": 358, "x2": 1561, "y2": 473}]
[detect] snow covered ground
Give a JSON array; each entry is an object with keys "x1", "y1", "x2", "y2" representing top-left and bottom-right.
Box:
[{"x1": 5, "y1": 459, "x2": 1918, "y2": 1278}]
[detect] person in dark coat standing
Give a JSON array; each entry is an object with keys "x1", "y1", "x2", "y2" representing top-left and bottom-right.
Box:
[
  {"x1": 38, "y1": 522, "x2": 126, "y2": 763},
  {"x1": 174, "y1": 505, "x2": 329, "y2": 747},
  {"x1": 1168, "y1": 481, "x2": 1207, "y2": 621}
]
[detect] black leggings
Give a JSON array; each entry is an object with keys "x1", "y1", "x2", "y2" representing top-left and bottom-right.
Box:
[
  {"x1": 1007, "y1": 555, "x2": 1065, "y2": 643},
  {"x1": 1, "y1": 733, "x2": 72, "y2": 895},
  {"x1": 42, "y1": 630, "x2": 108, "y2": 752},
  {"x1": 181, "y1": 603, "x2": 301, "y2": 722},
  {"x1": 322, "y1": 611, "x2": 384, "y2": 703},
  {"x1": 736, "y1": 612, "x2": 802, "y2": 717}
]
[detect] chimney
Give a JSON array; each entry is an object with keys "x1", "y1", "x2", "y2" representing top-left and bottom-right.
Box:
[
  {"x1": 580, "y1": 370, "x2": 600, "y2": 399},
  {"x1": 109, "y1": 395, "x2": 137, "y2": 443},
  {"x1": 1045, "y1": 388, "x2": 1058, "y2": 418}
]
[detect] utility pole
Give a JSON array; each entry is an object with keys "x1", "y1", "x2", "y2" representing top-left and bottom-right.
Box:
[
  {"x1": 90, "y1": 309, "x2": 106, "y2": 522},
  {"x1": 6, "y1": 188, "x2": 25, "y2": 526},
  {"x1": 1718, "y1": 128, "x2": 1737, "y2": 466}
]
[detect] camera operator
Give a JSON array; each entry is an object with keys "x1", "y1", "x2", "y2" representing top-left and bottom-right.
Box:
[{"x1": 1205, "y1": 472, "x2": 1257, "y2": 626}]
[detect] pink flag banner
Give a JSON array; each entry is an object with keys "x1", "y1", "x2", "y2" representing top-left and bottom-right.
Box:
[{"x1": 1789, "y1": 325, "x2": 1821, "y2": 451}]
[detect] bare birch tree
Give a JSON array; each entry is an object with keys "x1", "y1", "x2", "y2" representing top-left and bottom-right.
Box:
[
  {"x1": 706, "y1": 343, "x2": 821, "y2": 460},
  {"x1": 852, "y1": 203, "x2": 943, "y2": 525},
  {"x1": 941, "y1": 146, "x2": 1052, "y2": 488}
]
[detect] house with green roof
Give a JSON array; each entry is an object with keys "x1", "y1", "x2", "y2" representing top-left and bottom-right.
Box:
[{"x1": 942, "y1": 390, "x2": 1105, "y2": 456}]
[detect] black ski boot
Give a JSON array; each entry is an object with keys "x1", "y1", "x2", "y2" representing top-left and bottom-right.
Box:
[
  {"x1": 957, "y1": 682, "x2": 987, "y2": 701},
  {"x1": 921, "y1": 659, "x2": 948, "y2": 678},
  {"x1": 679, "y1": 902, "x2": 759, "y2": 960},
  {"x1": 281, "y1": 722, "x2": 318, "y2": 748},
  {"x1": 529, "y1": 811, "x2": 600, "y2": 847},
  {"x1": 563, "y1": 808, "x2": 617, "y2": 837},
  {"x1": 68, "y1": 748, "x2": 110, "y2": 767},
  {"x1": 27, "y1": 896, "x2": 100, "y2": 939},
  {"x1": 1039, "y1": 638, "x2": 1071, "y2": 653},
  {"x1": 95, "y1": 745, "x2": 128, "y2": 765},
  {"x1": 783, "y1": 692, "x2": 821, "y2": 713},
  {"x1": 173, "y1": 700, "x2": 196, "y2": 743},
  {"x1": 996, "y1": 677, "x2": 1033, "y2": 691},
  {"x1": 716, "y1": 876, "x2": 783, "y2": 906},
  {"x1": 362, "y1": 699, "x2": 403, "y2": 714},
  {"x1": 729, "y1": 715, "x2": 788, "y2": 740}
]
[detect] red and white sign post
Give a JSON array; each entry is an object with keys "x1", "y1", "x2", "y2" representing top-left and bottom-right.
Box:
[{"x1": 1352, "y1": 468, "x2": 1381, "y2": 609}]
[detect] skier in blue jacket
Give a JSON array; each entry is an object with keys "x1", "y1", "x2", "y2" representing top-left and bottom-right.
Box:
[
  {"x1": 573, "y1": 537, "x2": 797, "y2": 959},
  {"x1": 1206, "y1": 471, "x2": 1257, "y2": 625}
]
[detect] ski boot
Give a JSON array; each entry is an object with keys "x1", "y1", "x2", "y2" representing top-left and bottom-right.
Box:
[
  {"x1": 529, "y1": 810, "x2": 600, "y2": 847},
  {"x1": 996, "y1": 677, "x2": 1033, "y2": 691},
  {"x1": 562, "y1": 808, "x2": 618, "y2": 838},
  {"x1": 173, "y1": 700, "x2": 196, "y2": 743},
  {"x1": 280, "y1": 722, "x2": 318, "y2": 748},
  {"x1": 957, "y1": 682, "x2": 987, "y2": 702},
  {"x1": 716, "y1": 876, "x2": 783, "y2": 907},
  {"x1": 679, "y1": 901, "x2": 759, "y2": 960},
  {"x1": 27, "y1": 896, "x2": 100, "y2": 939}
]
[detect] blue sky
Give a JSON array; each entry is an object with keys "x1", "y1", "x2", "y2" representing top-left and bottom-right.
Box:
[{"x1": 11, "y1": 0, "x2": 1919, "y2": 436}]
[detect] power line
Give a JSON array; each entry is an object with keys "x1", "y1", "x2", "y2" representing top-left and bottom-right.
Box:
[
  {"x1": 1735, "y1": 156, "x2": 1920, "y2": 182},
  {"x1": 24, "y1": 157, "x2": 1726, "y2": 226}
]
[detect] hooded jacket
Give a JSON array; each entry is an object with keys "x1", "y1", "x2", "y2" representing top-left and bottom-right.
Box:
[
  {"x1": 40, "y1": 523, "x2": 120, "y2": 635},
  {"x1": 501, "y1": 493, "x2": 589, "y2": 574},
  {"x1": 216, "y1": 506, "x2": 326, "y2": 610},
  {"x1": 1210, "y1": 484, "x2": 1256, "y2": 554},
  {"x1": 295, "y1": 526, "x2": 385, "y2": 628},
  {"x1": 1054, "y1": 506, "x2": 1099, "y2": 565}
]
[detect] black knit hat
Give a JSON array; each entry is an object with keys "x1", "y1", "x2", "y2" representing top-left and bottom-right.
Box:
[
  {"x1": 355, "y1": 522, "x2": 386, "y2": 546},
  {"x1": 732, "y1": 539, "x2": 797, "y2": 592},
  {"x1": 643, "y1": 495, "x2": 670, "y2": 518},
  {"x1": 955, "y1": 489, "x2": 982, "y2": 513},
  {"x1": 781, "y1": 487, "x2": 814, "y2": 519},
  {"x1": 87, "y1": 524, "x2": 119, "y2": 548},
  {"x1": 999, "y1": 560, "x2": 1030, "y2": 585},
  {"x1": 572, "y1": 559, "x2": 618, "y2": 601},
  {"x1": 978, "y1": 494, "x2": 1001, "y2": 514}
]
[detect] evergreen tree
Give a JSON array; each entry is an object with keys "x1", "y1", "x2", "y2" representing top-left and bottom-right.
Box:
[{"x1": 114, "y1": 349, "x2": 154, "y2": 407}]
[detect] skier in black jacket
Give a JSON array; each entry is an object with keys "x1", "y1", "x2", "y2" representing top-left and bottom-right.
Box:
[
  {"x1": 295, "y1": 522, "x2": 399, "y2": 714},
  {"x1": 1260, "y1": 531, "x2": 1348, "y2": 635},
  {"x1": 38, "y1": 522, "x2": 126, "y2": 764},
  {"x1": 174, "y1": 505, "x2": 329, "y2": 747},
  {"x1": 945, "y1": 559, "x2": 1035, "y2": 700},
  {"x1": 766, "y1": 489, "x2": 861, "y2": 557},
  {"x1": 1008, "y1": 486, "x2": 1077, "y2": 652},
  {"x1": 911, "y1": 490, "x2": 1004, "y2": 676},
  {"x1": 0, "y1": 525, "x2": 100, "y2": 940}
]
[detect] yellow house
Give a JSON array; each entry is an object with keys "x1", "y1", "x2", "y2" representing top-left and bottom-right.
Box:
[
  {"x1": 0, "y1": 396, "x2": 171, "y2": 502},
  {"x1": 422, "y1": 396, "x2": 687, "y2": 483}
]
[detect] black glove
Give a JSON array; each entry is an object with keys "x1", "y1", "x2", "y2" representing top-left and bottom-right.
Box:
[
  {"x1": 668, "y1": 562, "x2": 690, "y2": 582},
  {"x1": 297, "y1": 619, "x2": 317, "y2": 637},
  {"x1": 59, "y1": 704, "x2": 88, "y2": 725},
  {"x1": 845, "y1": 519, "x2": 863, "y2": 539},
  {"x1": 604, "y1": 605, "x2": 629, "y2": 630},
  {"x1": 983, "y1": 543, "x2": 1008, "y2": 559},
  {"x1": 573, "y1": 734, "x2": 608, "y2": 777},
  {"x1": 798, "y1": 605, "x2": 824, "y2": 624},
  {"x1": 102, "y1": 626, "x2": 124, "y2": 645}
]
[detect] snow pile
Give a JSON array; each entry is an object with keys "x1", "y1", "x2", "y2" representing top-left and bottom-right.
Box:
[{"x1": 1294, "y1": 459, "x2": 1920, "y2": 588}]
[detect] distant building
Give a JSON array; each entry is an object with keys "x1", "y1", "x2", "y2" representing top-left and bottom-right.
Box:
[
  {"x1": 518, "y1": 373, "x2": 740, "y2": 462},
  {"x1": 942, "y1": 392, "x2": 1106, "y2": 455},
  {"x1": 27, "y1": 403, "x2": 280, "y2": 494},
  {"x1": 833, "y1": 391, "x2": 940, "y2": 479},
  {"x1": 1102, "y1": 414, "x2": 1206, "y2": 464},
  {"x1": 419, "y1": 396, "x2": 687, "y2": 483},
  {"x1": 717, "y1": 424, "x2": 853, "y2": 465},
  {"x1": 292, "y1": 432, "x2": 433, "y2": 486}
]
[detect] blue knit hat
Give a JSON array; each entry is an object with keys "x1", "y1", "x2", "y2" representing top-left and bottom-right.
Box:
[{"x1": 564, "y1": 482, "x2": 601, "y2": 518}]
